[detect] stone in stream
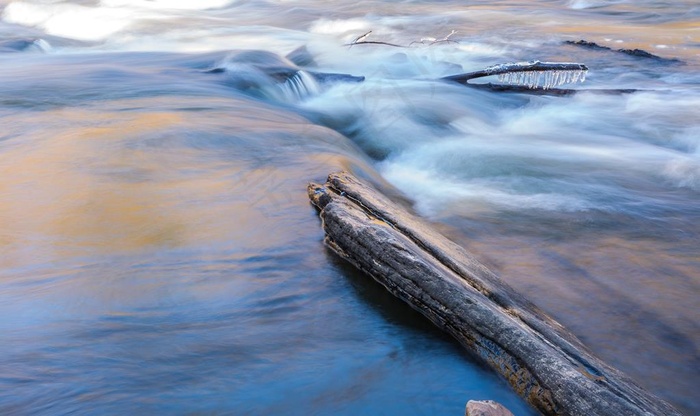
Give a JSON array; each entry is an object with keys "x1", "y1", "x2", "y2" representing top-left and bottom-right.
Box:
[{"x1": 466, "y1": 400, "x2": 514, "y2": 416}]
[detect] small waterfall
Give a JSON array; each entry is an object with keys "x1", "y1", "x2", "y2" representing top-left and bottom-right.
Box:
[
  {"x1": 32, "y1": 38, "x2": 52, "y2": 52},
  {"x1": 279, "y1": 70, "x2": 321, "y2": 101}
]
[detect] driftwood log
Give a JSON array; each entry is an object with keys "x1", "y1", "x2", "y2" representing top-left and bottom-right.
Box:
[{"x1": 308, "y1": 171, "x2": 681, "y2": 416}]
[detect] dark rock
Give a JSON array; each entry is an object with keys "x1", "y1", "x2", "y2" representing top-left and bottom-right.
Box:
[
  {"x1": 285, "y1": 45, "x2": 317, "y2": 67},
  {"x1": 0, "y1": 39, "x2": 35, "y2": 52},
  {"x1": 308, "y1": 71, "x2": 365, "y2": 84},
  {"x1": 617, "y1": 48, "x2": 681, "y2": 63},
  {"x1": 565, "y1": 39, "x2": 682, "y2": 64},
  {"x1": 565, "y1": 40, "x2": 612, "y2": 51},
  {"x1": 0, "y1": 38, "x2": 48, "y2": 53}
]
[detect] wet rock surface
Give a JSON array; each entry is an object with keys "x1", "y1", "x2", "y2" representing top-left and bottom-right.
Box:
[{"x1": 466, "y1": 400, "x2": 514, "y2": 416}]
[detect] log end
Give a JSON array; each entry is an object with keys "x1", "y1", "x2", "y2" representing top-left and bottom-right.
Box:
[{"x1": 307, "y1": 181, "x2": 333, "y2": 210}]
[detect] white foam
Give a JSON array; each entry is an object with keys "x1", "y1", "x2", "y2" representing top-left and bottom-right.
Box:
[
  {"x1": 380, "y1": 162, "x2": 592, "y2": 218},
  {"x1": 664, "y1": 157, "x2": 700, "y2": 191},
  {"x1": 101, "y1": 0, "x2": 234, "y2": 10},
  {"x1": 455, "y1": 42, "x2": 508, "y2": 58},
  {"x1": 3, "y1": 2, "x2": 135, "y2": 41},
  {"x1": 369, "y1": 87, "x2": 700, "y2": 218},
  {"x1": 1, "y1": 0, "x2": 237, "y2": 43},
  {"x1": 568, "y1": 0, "x2": 598, "y2": 10},
  {"x1": 308, "y1": 18, "x2": 373, "y2": 36},
  {"x1": 567, "y1": 1, "x2": 632, "y2": 13}
]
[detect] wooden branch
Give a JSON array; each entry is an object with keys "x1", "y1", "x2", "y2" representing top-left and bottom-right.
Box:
[
  {"x1": 440, "y1": 61, "x2": 642, "y2": 95},
  {"x1": 441, "y1": 61, "x2": 588, "y2": 85},
  {"x1": 345, "y1": 30, "x2": 459, "y2": 48},
  {"x1": 308, "y1": 171, "x2": 681, "y2": 416},
  {"x1": 351, "y1": 30, "x2": 373, "y2": 44},
  {"x1": 462, "y1": 83, "x2": 637, "y2": 96},
  {"x1": 344, "y1": 40, "x2": 405, "y2": 48}
]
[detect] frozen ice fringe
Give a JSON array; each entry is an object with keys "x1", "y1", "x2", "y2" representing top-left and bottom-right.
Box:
[
  {"x1": 443, "y1": 60, "x2": 588, "y2": 90},
  {"x1": 489, "y1": 61, "x2": 588, "y2": 89}
]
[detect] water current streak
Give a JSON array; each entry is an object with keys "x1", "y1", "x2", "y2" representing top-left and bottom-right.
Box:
[{"x1": 279, "y1": 70, "x2": 321, "y2": 101}]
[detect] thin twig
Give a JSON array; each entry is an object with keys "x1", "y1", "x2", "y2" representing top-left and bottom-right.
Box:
[
  {"x1": 344, "y1": 40, "x2": 405, "y2": 48},
  {"x1": 442, "y1": 29, "x2": 457, "y2": 41},
  {"x1": 347, "y1": 30, "x2": 459, "y2": 48},
  {"x1": 428, "y1": 39, "x2": 459, "y2": 46},
  {"x1": 351, "y1": 30, "x2": 372, "y2": 44}
]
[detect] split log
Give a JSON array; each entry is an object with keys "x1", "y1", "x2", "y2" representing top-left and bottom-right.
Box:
[{"x1": 308, "y1": 171, "x2": 681, "y2": 416}]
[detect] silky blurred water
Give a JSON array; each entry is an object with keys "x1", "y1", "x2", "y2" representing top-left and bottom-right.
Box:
[{"x1": 0, "y1": 1, "x2": 698, "y2": 415}]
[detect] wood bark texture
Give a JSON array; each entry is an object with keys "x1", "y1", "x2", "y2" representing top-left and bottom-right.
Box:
[{"x1": 308, "y1": 171, "x2": 681, "y2": 416}]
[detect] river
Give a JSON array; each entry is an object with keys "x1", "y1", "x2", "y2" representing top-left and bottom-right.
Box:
[{"x1": 0, "y1": 1, "x2": 698, "y2": 415}]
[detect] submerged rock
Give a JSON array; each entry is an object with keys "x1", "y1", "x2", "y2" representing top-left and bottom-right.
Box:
[
  {"x1": 465, "y1": 400, "x2": 514, "y2": 416},
  {"x1": 565, "y1": 39, "x2": 682, "y2": 64},
  {"x1": 0, "y1": 38, "x2": 50, "y2": 53}
]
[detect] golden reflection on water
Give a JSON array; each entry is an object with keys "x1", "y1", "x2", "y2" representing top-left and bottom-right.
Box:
[
  {"x1": 0, "y1": 107, "x2": 303, "y2": 270},
  {"x1": 557, "y1": 22, "x2": 698, "y2": 53},
  {"x1": 449, "y1": 3, "x2": 699, "y2": 62},
  {"x1": 453, "y1": 230, "x2": 700, "y2": 400}
]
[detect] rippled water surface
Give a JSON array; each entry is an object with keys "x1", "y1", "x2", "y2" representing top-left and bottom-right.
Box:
[{"x1": 1, "y1": 1, "x2": 698, "y2": 415}]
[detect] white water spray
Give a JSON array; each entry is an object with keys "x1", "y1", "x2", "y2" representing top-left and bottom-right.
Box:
[{"x1": 279, "y1": 70, "x2": 321, "y2": 101}]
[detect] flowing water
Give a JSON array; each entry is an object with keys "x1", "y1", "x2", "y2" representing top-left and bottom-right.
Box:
[{"x1": 1, "y1": 1, "x2": 698, "y2": 415}]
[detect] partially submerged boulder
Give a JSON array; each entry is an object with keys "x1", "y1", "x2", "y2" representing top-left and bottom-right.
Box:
[
  {"x1": 308, "y1": 171, "x2": 681, "y2": 416},
  {"x1": 466, "y1": 400, "x2": 514, "y2": 416}
]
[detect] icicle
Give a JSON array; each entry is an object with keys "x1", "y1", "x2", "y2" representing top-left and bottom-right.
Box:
[
  {"x1": 572, "y1": 71, "x2": 581, "y2": 84},
  {"x1": 553, "y1": 71, "x2": 561, "y2": 89},
  {"x1": 445, "y1": 60, "x2": 589, "y2": 89},
  {"x1": 485, "y1": 61, "x2": 589, "y2": 90},
  {"x1": 500, "y1": 69, "x2": 589, "y2": 89},
  {"x1": 542, "y1": 72, "x2": 551, "y2": 89}
]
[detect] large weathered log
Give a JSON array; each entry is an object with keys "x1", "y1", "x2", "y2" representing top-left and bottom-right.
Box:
[{"x1": 308, "y1": 171, "x2": 681, "y2": 416}]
